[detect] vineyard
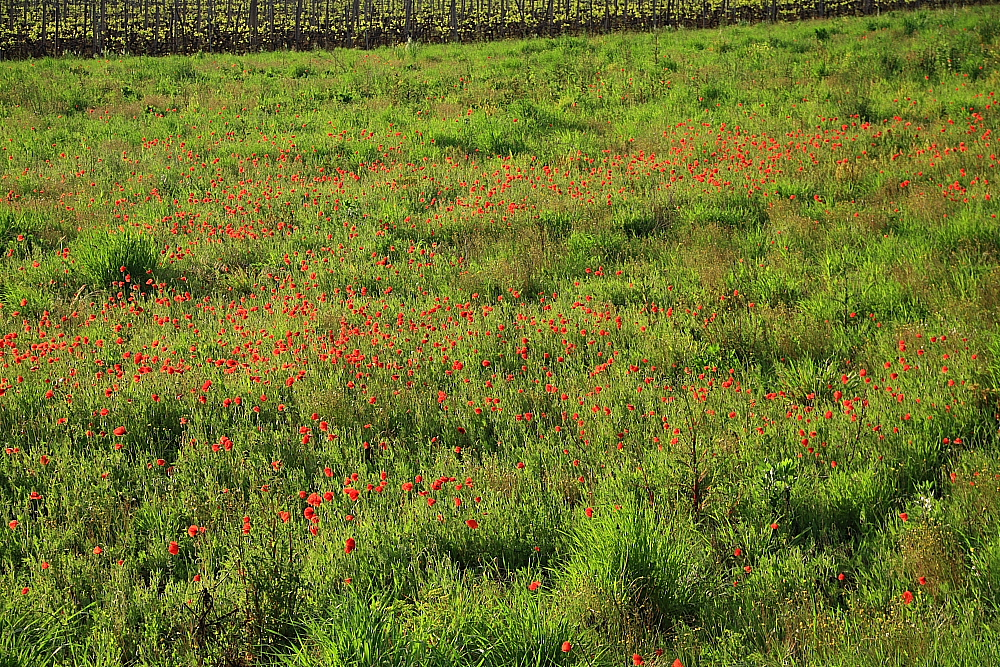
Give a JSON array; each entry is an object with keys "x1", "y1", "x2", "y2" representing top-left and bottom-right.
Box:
[{"x1": 0, "y1": 0, "x2": 989, "y2": 57}]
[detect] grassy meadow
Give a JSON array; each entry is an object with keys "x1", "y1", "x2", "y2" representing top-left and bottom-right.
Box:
[{"x1": 3, "y1": 6, "x2": 1000, "y2": 665}]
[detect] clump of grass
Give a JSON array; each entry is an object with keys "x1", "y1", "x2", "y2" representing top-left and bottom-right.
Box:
[{"x1": 74, "y1": 228, "x2": 160, "y2": 292}]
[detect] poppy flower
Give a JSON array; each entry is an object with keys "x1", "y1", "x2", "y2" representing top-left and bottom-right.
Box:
[
  {"x1": 169, "y1": 541, "x2": 180, "y2": 555},
  {"x1": 899, "y1": 513, "x2": 908, "y2": 522},
  {"x1": 585, "y1": 507, "x2": 594, "y2": 518},
  {"x1": 633, "y1": 655, "x2": 645, "y2": 666},
  {"x1": 673, "y1": 660, "x2": 685, "y2": 667},
  {"x1": 528, "y1": 581, "x2": 541, "y2": 591},
  {"x1": 561, "y1": 642, "x2": 572, "y2": 653},
  {"x1": 187, "y1": 525, "x2": 199, "y2": 538},
  {"x1": 93, "y1": 546, "x2": 103, "y2": 555},
  {"x1": 902, "y1": 590, "x2": 914, "y2": 604},
  {"x1": 466, "y1": 519, "x2": 479, "y2": 529},
  {"x1": 8, "y1": 520, "x2": 17, "y2": 530},
  {"x1": 770, "y1": 522, "x2": 779, "y2": 530},
  {"x1": 345, "y1": 538, "x2": 356, "y2": 554},
  {"x1": 113, "y1": 426, "x2": 127, "y2": 436}
]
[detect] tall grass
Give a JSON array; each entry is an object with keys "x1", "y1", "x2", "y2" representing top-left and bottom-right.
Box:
[{"x1": 0, "y1": 6, "x2": 999, "y2": 666}]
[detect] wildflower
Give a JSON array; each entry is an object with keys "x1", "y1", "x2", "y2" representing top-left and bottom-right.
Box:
[
  {"x1": 770, "y1": 522, "x2": 779, "y2": 530},
  {"x1": 561, "y1": 642, "x2": 572, "y2": 653},
  {"x1": 528, "y1": 581, "x2": 541, "y2": 591},
  {"x1": 169, "y1": 541, "x2": 180, "y2": 555},
  {"x1": 900, "y1": 513, "x2": 908, "y2": 522},
  {"x1": 187, "y1": 525, "x2": 199, "y2": 538},
  {"x1": 633, "y1": 655, "x2": 645, "y2": 666},
  {"x1": 8, "y1": 520, "x2": 17, "y2": 530},
  {"x1": 113, "y1": 426, "x2": 127, "y2": 436},
  {"x1": 585, "y1": 507, "x2": 594, "y2": 518},
  {"x1": 93, "y1": 546, "x2": 103, "y2": 555},
  {"x1": 466, "y1": 519, "x2": 479, "y2": 529},
  {"x1": 345, "y1": 538, "x2": 356, "y2": 554},
  {"x1": 902, "y1": 590, "x2": 914, "y2": 604}
]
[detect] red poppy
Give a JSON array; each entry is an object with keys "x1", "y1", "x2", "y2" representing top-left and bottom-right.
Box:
[
  {"x1": 187, "y1": 525, "x2": 199, "y2": 538},
  {"x1": 902, "y1": 590, "x2": 914, "y2": 604},
  {"x1": 8, "y1": 520, "x2": 17, "y2": 530},
  {"x1": 345, "y1": 538, "x2": 356, "y2": 554},
  {"x1": 466, "y1": 519, "x2": 479, "y2": 529},
  {"x1": 561, "y1": 642, "x2": 572, "y2": 653},
  {"x1": 633, "y1": 655, "x2": 645, "y2": 666},
  {"x1": 113, "y1": 426, "x2": 127, "y2": 436},
  {"x1": 528, "y1": 581, "x2": 541, "y2": 591},
  {"x1": 585, "y1": 507, "x2": 594, "y2": 518},
  {"x1": 899, "y1": 513, "x2": 908, "y2": 522},
  {"x1": 169, "y1": 541, "x2": 180, "y2": 555}
]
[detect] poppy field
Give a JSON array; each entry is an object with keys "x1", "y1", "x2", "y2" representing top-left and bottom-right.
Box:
[{"x1": 3, "y1": 6, "x2": 1000, "y2": 665}]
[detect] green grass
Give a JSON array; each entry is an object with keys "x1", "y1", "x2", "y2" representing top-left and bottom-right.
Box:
[{"x1": 1, "y1": 6, "x2": 1000, "y2": 666}]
